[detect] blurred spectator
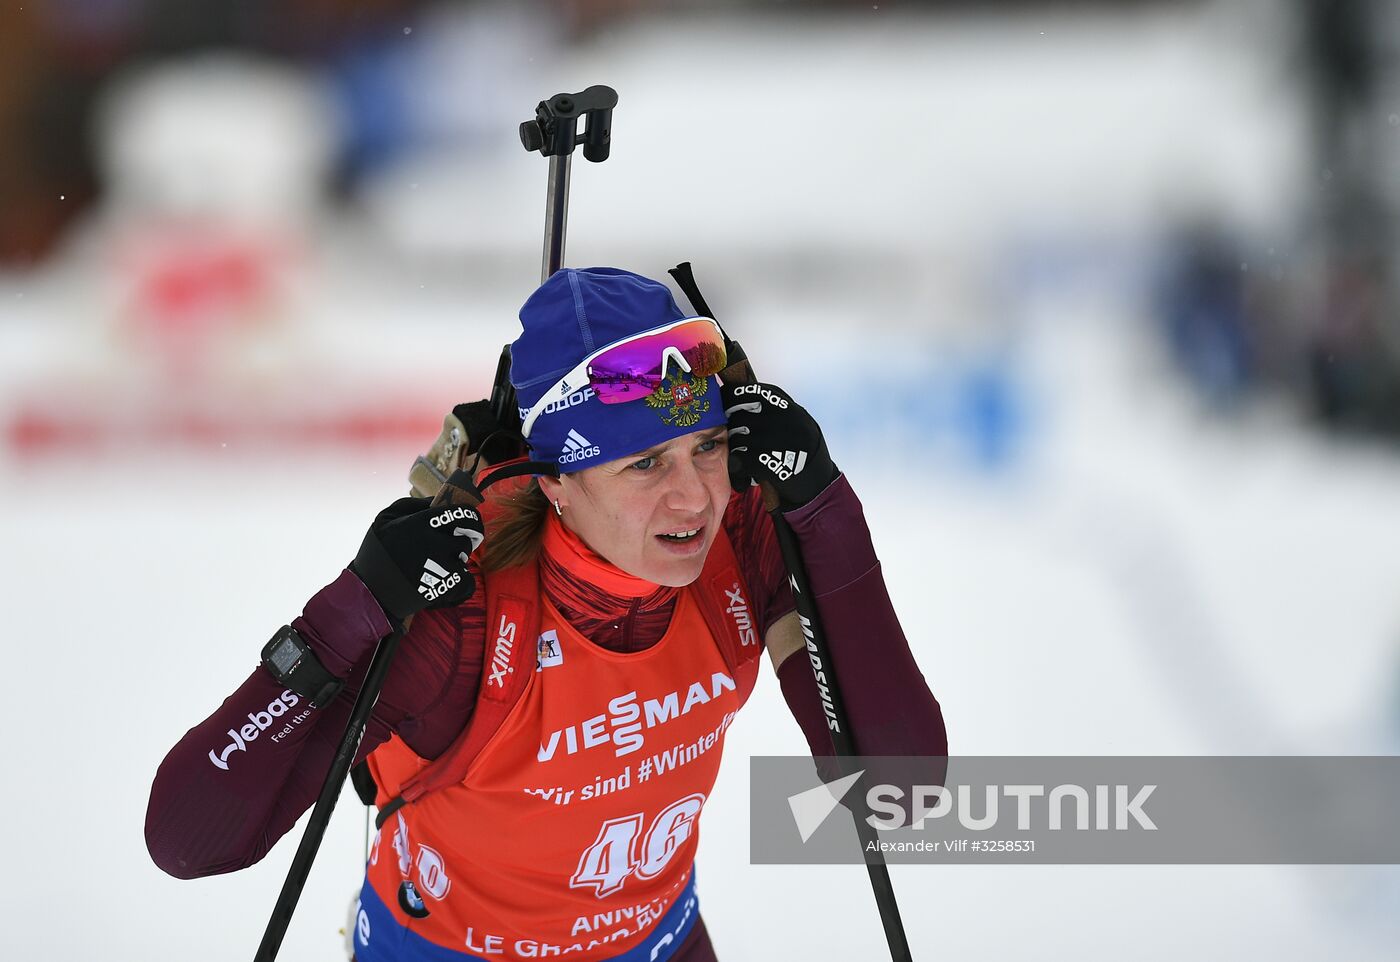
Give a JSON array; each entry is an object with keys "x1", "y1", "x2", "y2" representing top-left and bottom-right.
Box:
[
  {"x1": 0, "y1": 0, "x2": 427, "y2": 265},
  {"x1": 1155, "y1": 223, "x2": 1254, "y2": 409},
  {"x1": 1298, "y1": 0, "x2": 1400, "y2": 434}
]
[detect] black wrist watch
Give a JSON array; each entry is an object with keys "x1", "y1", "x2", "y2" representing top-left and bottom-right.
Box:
[{"x1": 260, "y1": 625, "x2": 344, "y2": 708}]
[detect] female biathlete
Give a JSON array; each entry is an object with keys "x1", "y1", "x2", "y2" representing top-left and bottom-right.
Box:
[{"x1": 146, "y1": 267, "x2": 946, "y2": 961}]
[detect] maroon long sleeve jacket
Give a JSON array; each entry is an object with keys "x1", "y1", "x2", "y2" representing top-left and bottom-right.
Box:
[{"x1": 146, "y1": 477, "x2": 945, "y2": 879}]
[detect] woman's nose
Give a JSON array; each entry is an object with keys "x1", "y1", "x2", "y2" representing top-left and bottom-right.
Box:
[{"x1": 665, "y1": 456, "x2": 711, "y2": 513}]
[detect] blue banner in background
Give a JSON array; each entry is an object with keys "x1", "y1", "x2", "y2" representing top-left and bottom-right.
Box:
[{"x1": 793, "y1": 349, "x2": 1034, "y2": 474}]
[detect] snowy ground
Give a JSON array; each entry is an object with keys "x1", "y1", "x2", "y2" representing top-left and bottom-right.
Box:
[{"x1": 5, "y1": 4, "x2": 1400, "y2": 960}]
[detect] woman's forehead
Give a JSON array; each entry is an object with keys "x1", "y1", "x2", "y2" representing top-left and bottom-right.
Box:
[
  {"x1": 632, "y1": 425, "x2": 727, "y2": 457},
  {"x1": 588, "y1": 425, "x2": 728, "y2": 473}
]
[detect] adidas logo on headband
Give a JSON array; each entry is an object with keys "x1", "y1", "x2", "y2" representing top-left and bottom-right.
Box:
[{"x1": 559, "y1": 429, "x2": 602, "y2": 465}]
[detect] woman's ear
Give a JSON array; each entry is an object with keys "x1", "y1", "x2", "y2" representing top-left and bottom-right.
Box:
[{"x1": 538, "y1": 473, "x2": 565, "y2": 509}]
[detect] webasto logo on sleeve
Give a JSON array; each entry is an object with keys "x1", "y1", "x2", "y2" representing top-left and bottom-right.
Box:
[{"x1": 208, "y1": 691, "x2": 301, "y2": 770}]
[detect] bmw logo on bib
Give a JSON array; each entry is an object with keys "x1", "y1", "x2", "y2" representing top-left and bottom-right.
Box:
[{"x1": 397, "y1": 880, "x2": 431, "y2": 919}]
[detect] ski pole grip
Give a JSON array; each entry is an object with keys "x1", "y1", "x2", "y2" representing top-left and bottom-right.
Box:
[
  {"x1": 718, "y1": 352, "x2": 758, "y2": 396},
  {"x1": 488, "y1": 344, "x2": 520, "y2": 434},
  {"x1": 435, "y1": 469, "x2": 485, "y2": 509},
  {"x1": 668, "y1": 262, "x2": 765, "y2": 498},
  {"x1": 716, "y1": 354, "x2": 781, "y2": 513}
]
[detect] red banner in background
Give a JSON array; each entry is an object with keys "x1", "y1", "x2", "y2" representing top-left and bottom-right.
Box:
[
  {"x1": 3, "y1": 222, "x2": 488, "y2": 461},
  {"x1": 5, "y1": 387, "x2": 451, "y2": 458}
]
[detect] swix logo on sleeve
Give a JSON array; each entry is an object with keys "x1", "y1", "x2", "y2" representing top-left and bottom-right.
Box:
[
  {"x1": 537, "y1": 671, "x2": 737, "y2": 763},
  {"x1": 488, "y1": 615, "x2": 517, "y2": 689},
  {"x1": 724, "y1": 583, "x2": 756, "y2": 647},
  {"x1": 208, "y1": 691, "x2": 301, "y2": 770}
]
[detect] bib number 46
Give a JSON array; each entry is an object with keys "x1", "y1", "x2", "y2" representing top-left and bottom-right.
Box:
[{"x1": 570, "y1": 793, "x2": 705, "y2": 898}]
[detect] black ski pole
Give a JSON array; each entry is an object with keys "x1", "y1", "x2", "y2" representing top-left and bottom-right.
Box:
[
  {"x1": 519, "y1": 84, "x2": 616, "y2": 283},
  {"x1": 767, "y1": 516, "x2": 915, "y2": 962},
  {"x1": 673, "y1": 262, "x2": 915, "y2": 962},
  {"x1": 253, "y1": 85, "x2": 617, "y2": 962},
  {"x1": 253, "y1": 476, "x2": 482, "y2": 962},
  {"x1": 490, "y1": 85, "x2": 619, "y2": 433}
]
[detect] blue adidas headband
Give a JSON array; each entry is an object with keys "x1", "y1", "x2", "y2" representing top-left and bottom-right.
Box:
[{"x1": 510, "y1": 268, "x2": 727, "y2": 471}]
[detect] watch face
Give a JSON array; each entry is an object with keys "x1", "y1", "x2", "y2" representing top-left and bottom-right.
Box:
[{"x1": 268, "y1": 636, "x2": 302, "y2": 675}]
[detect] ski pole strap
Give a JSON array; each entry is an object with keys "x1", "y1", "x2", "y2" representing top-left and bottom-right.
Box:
[
  {"x1": 478, "y1": 459, "x2": 560, "y2": 492},
  {"x1": 375, "y1": 796, "x2": 407, "y2": 830}
]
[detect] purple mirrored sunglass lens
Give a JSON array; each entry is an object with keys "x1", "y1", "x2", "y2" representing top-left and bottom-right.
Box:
[{"x1": 587, "y1": 321, "x2": 726, "y2": 404}]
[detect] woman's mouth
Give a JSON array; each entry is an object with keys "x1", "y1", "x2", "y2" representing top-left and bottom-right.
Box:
[
  {"x1": 656, "y1": 525, "x2": 706, "y2": 552},
  {"x1": 658, "y1": 527, "x2": 700, "y2": 542}
]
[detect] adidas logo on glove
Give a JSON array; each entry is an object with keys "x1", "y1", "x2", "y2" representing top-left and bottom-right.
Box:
[
  {"x1": 418, "y1": 558, "x2": 462, "y2": 601},
  {"x1": 428, "y1": 506, "x2": 485, "y2": 553},
  {"x1": 429, "y1": 505, "x2": 479, "y2": 528},
  {"x1": 760, "y1": 449, "x2": 808, "y2": 481},
  {"x1": 731, "y1": 383, "x2": 790, "y2": 409}
]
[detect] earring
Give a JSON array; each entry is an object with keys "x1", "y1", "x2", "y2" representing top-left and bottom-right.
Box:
[{"x1": 553, "y1": 499, "x2": 563, "y2": 517}]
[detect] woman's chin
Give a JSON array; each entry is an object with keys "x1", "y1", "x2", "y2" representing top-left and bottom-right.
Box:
[{"x1": 633, "y1": 544, "x2": 711, "y2": 587}]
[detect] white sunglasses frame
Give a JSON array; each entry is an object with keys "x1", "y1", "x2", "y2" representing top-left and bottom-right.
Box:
[{"x1": 519, "y1": 316, "x2": 723, "y2": 440}]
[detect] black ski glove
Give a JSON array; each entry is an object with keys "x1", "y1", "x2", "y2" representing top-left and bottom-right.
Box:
[
  {"x1": 350, "y1": 495, "x2": 485, "y2": 623},
  {"x1": 722, "y1": 381, "x2": 839, "y2": 510}
]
